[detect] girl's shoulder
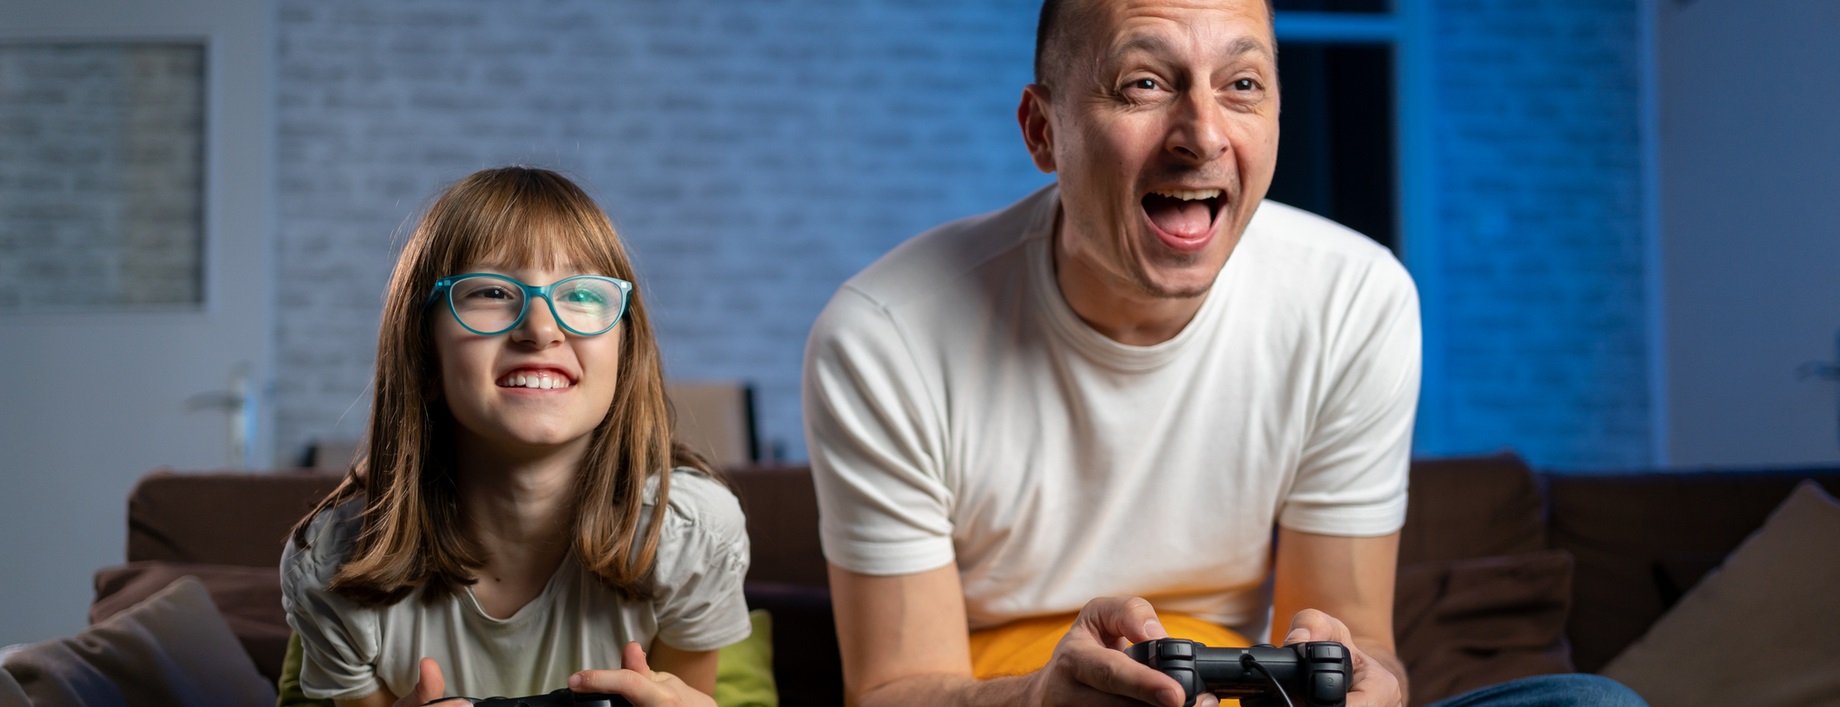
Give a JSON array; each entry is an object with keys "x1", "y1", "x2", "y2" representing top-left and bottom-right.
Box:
[
  {"x1": 647, "y1": 467, "x2": 748, "y2": 554},
  {"x1": 280, "y1": 497, "x2": 367, "y2": 592}
]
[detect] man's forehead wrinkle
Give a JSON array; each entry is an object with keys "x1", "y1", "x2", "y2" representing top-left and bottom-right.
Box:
[{"x1": 1102, "y1": 32, "x2": 1272, "y2": 70}]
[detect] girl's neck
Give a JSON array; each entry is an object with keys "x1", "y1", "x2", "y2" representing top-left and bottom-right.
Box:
[{"x1": 451, "y1": 433, "x2": 585, "y2": 559}]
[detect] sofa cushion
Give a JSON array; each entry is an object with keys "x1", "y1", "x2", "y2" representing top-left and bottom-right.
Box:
[
  {"x1": 127, "y1": 469, "x2": 343, "y2": 567},
  {"x1": 1546, "y1": 467, "x2": 1840, "y2": 671},
  {"x1": 91, "y1": 561, "x2": 291, "y2": 684},
  {"x1": 1398, "y1": 453, "x2": 1545, "y2": 566},
  {"x1": 3, "y1": 575, "x2": 277, "y2": 707},
  {"x1": 1600, "y1": 481, "x2": 1840, "y2": 706},
  {"x1": 1393, "y1": 550, "x2": 1574, "y2": 707}
]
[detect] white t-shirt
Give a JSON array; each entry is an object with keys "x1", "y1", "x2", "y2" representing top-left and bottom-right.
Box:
[
  {"x1": 803, "y1": 185, "x2": 1419, "y2": 639},
  {"x1": 280, "y1": 468, "x2": 751, "y2": 702}
]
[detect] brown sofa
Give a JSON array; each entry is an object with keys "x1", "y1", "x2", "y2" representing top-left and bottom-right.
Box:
[{"x1": 61, "y1": 456, "x2": 1840, "y2": 706}]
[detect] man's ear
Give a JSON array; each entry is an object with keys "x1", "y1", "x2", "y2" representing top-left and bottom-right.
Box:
[{"x1": 1017, "y1": 83, "x2": 1057, "y2": 174}]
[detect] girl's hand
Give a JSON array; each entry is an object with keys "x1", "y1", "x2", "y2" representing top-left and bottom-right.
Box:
[
  {"x1": 392, "y1": 657, "x2": 469, "y2": 707},
  {"x1": 568, "y1": 642, "x2": 716, "y2": 707}
]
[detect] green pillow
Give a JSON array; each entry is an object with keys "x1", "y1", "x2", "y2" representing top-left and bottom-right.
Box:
[
  {"x1": 277, "y1": 631, "x2": 333, "y2": 707},
  {"x1": 715, "y1": 609, "x2": 778, "y2": 707},
  {"x1": 277, "y1": 611, "x2": 776, "y2": 707}
]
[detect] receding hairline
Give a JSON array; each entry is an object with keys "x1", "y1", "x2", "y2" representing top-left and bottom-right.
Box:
[{"x1": 1033, "y1": 0, "x2": 1277, "y2": 86}]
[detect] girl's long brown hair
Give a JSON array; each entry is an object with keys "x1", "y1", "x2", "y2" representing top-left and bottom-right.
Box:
[{"x1": 292, "y1": 166, "x2": 711, "y2": 606}]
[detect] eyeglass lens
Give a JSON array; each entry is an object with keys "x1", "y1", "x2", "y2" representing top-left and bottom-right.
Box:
[{"x1": 448, "y1": 276, "x2": 622, "y2": 334}]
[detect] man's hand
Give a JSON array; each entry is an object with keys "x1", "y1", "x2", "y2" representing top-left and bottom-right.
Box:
[
  {"x1": 1028, "y1": 597, "x2": 1219, "y2": 707},
  {"x1": 567, "y1": 642, "x2": 716, "y2": 707},
  {"x1": 1282, "y1": 609, "x2": 1402, "y2": 707}
]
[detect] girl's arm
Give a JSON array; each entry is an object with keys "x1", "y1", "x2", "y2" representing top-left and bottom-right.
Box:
[{"x1": 645, "y1": 642, "x2": 720, "y2": 696}]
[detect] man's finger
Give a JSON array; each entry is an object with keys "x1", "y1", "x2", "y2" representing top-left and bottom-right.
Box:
[
  {"x1": 1078, "y1": 596, "x2": 1167, "y2": 645},
  {"x1": 1058, "y1": 640, "x2": 1185, "y2": 707},
  {"x1": 1284, "y1": 608, "x2": 1352, "y2": 645}
]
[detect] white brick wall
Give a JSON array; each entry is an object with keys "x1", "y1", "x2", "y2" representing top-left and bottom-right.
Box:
[
  {"x1": 273, "y1": 0, "x2": 1046, "y2": 462},
  {"x1": 0, "y1": 43, "x2": 204, "y2": 309}
]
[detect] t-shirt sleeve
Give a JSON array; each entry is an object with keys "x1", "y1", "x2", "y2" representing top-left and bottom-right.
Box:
[
  {"x1": 279, "y1": 509, "x2": 386, "y2": 702},
  {"x1": 802, "y1": 286, "x2": 956, "y2": 576},
  {"x1": 650, "y1": 471, "x2": 753, "y2": 652},
  {"x1": 1280, "y1": 257, "x2": 1420, "y2": 536}
]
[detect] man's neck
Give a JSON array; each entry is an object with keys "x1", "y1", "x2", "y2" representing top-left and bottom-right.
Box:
[{"x1": 1051, "y1": 216, "x2": 1208, "y2": 346}]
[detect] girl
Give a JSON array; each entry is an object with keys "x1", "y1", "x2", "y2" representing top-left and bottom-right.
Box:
[{"x1": 282, "y1": 166, "x2": 750, "y2": 707}]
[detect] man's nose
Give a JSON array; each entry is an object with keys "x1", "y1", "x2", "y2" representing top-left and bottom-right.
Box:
[
  {"x1": 1166, "y1": 88, "x2": 1230, "y2": 164},
  {"x1": 511, "y1": 296, "x2": 565, "y2": 346}
]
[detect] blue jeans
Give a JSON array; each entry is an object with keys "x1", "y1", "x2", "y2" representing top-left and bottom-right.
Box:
[{"x1": 1425, "y1": 674, "x2": 1647, "y2": 707}]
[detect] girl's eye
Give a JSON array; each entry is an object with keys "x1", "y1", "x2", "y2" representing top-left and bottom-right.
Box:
[
  {"x1": 465, "y1": 286, "x2": 514, "y2": 300},
  {"x1": 562, "y1": 288, "x2": 606, "y2": 305}
]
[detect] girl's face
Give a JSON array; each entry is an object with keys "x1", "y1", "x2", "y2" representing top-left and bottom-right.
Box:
[{"x1": 430, "y1": 262, "x2": 623, "y2": 460}]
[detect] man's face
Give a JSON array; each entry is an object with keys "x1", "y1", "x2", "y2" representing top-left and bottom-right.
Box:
[{"x1": 1028, "y1": 0, "x2": 1280, "y2": 299}]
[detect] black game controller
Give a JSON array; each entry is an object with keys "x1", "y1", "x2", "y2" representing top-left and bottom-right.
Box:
[
  {"x1": 427, "y1": 689, "x2": 632, "y2": 706},
  {"x1": 1126, "y1": 638, "x2": 1351, "y2": 707}
]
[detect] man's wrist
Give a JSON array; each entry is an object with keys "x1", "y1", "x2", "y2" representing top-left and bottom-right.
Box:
[{"x1": 1361, "y1": 644, "x2": 1409, "y2": 704}]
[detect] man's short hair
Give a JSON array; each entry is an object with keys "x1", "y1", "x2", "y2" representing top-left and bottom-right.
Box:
[{"x1": 1032, "y1": 0, "x2": 1276, "y2": 87}]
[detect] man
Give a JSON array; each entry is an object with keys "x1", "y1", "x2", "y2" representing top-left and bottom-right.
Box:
[{"x1": 802, "y1": 1, "x2": 1642, "y2": 705}]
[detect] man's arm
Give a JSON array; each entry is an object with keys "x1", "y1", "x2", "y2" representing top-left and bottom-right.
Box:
[
  {"x1": 1271, "y1": 528, "x2": 1408, "y2": 706},
  {"x1": 829, "y1": 562, "x2": 1195, "y2": 707}
]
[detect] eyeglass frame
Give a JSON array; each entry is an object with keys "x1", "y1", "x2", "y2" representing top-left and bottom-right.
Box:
[{"x1": 424, "y1": 273, "x2": 633, "y2": 337}]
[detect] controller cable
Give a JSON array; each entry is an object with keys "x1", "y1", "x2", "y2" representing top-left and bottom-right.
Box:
[{"x1": 1239, "y1": 652, "x2": 1296, "y2": 707}]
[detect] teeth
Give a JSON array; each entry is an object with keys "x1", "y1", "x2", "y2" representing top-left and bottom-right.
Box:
[
  {"x1": 498, "y1": 371, "x2": 571, "y2": 389},
  {"x1": 1152, "y1": 188, "x2": 1221, "y2": 201}
]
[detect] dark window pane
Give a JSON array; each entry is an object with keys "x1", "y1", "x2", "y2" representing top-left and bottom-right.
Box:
[{"x1": 1266, "y1": 42, "x2": 1395, "y2": 251}]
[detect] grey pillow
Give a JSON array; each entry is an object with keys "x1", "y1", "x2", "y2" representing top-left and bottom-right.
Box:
[
  {"x1": 1601, "y1": 480, "x2": 1840, "y2": 706},
  {"x1": 1, "y1": 575, "x2": 277, "y2": 707}
]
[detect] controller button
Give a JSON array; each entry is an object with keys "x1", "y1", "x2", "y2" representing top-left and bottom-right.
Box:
[
  {"x1": 1158, "y1": 640, "x2": 1195, "y2": 659},
  {"x1": 1313, "y1": 671, "x2": 1346, "y2": 701},
  {"x1": 1308, "y1": 643, "x2": 1346, "y2": 661}
]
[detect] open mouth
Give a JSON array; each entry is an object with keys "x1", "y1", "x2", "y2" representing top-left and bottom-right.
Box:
[
  {"x1": 496, "y1": 369, "x2": 575, "y2": 390},
  {"x1": 1141, "y1": 188, "x2": 1224, "y2": 248}
]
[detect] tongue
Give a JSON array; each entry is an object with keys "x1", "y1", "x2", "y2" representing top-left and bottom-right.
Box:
[{"x1": 1143, "y1": 195, "x2": 1212, "y2": 238}]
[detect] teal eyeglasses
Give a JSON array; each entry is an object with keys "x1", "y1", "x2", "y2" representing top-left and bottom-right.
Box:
[{"x1": 425, "y1": 273, "x2": 632, "y2": 337}]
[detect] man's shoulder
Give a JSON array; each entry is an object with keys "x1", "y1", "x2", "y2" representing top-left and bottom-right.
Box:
[
  {"x1": 1243, "y1": 200, "x2": 1415, "y2": 294},
  {"x1": 1247, "y1": 200, "x2": 1396, "y2": 264},
  {"x1": 840, "y1": 184, "x2": 1057, "y2": 313}
]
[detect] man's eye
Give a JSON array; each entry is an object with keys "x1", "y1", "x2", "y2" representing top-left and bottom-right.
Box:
[
  {"x1": 1127, "y1": 78, "x2": 1160, "y2": 91},
  {"x1": 1232, "y1": 78, "x2": 1260, "y2": 91}
]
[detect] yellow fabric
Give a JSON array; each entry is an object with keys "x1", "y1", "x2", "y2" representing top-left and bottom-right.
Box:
[{"x1": 968, "y1": 612, "x2": 1249, "y2": 704}]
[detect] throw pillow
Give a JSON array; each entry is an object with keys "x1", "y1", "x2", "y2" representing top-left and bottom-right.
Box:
[
  {"x1": 1, "y1": 575, "x2": 277, "y2": 707},
  {"x1": 1601, "y1": 480, "x2": 1840, "y2": 706},
  {"x1": 91, "y1": 561, "x2": 291, "y2": 683},
  {"x1": 715, "y1": 609, "x2": 778, "y2": 707},
  {"x1": 1393, "y1": 549, "x2": 1575, "y2": 707}
]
